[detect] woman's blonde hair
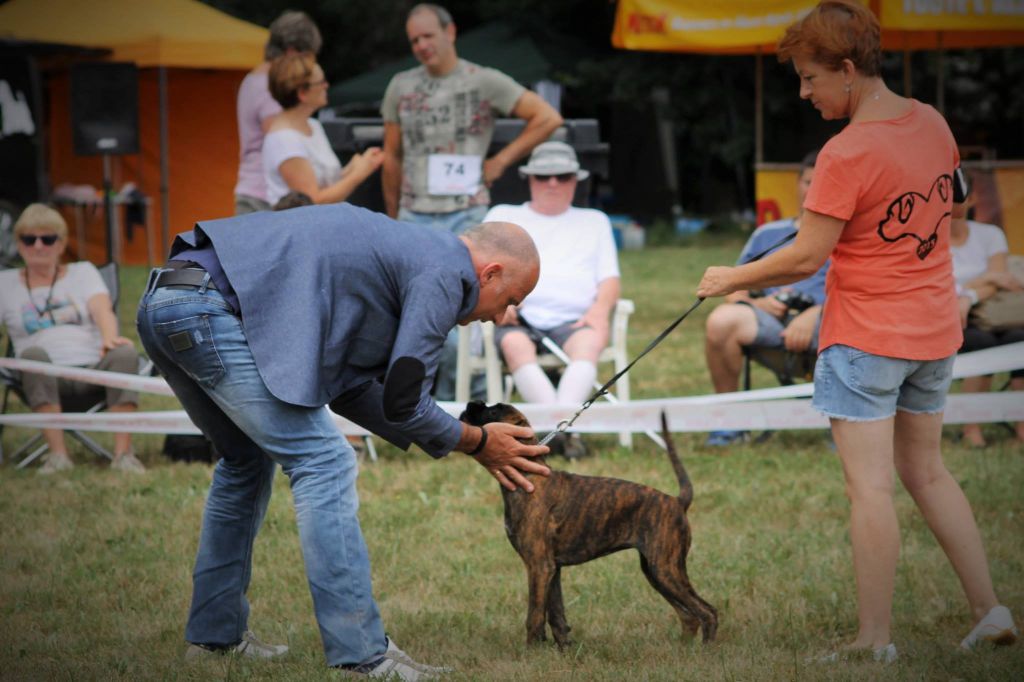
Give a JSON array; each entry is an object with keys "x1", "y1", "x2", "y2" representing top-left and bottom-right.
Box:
[
  {"x1": 269, "y1": 53, "x2": 318, "y2": 109},
  {"x1": 14, "y1": 203, "x2": 68, "y2": 240}
]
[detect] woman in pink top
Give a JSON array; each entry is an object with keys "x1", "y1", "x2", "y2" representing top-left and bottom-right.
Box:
[
  {"x1": 698, "y1": 0, "x2": 1015, "y2": 660},
  {"x1": 234, "y1": 11, "x2": 322, "y2": 215}
]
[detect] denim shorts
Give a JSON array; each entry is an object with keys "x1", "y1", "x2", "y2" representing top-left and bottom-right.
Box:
[{"x1": 812, "y1": 344, "x2": 955, "y2": 422}]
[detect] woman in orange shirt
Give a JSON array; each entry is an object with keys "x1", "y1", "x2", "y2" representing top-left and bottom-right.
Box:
[{"x1": 698, "y1": 0, "x2": 1015, "y2": 660}]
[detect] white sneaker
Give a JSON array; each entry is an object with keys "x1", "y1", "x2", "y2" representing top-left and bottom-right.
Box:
[
  {"x1": 813, "y1": 642, "x2": 898, "y2": 664},
  {"x1": 960, "y1": 605, "x2": 1018, "y2": 649},
  {"x1": 111, "y1": 451, "x2": 146, "y2": 473},
  {"x1": 872, "y1": 643, "x2": 899, "y2": 663},
  {"x1": 185, "y1": 630, "x2": 289, "y2": 660},
  {"x1": 38, "y1": 452, "x2": 73, "y2": 475}
]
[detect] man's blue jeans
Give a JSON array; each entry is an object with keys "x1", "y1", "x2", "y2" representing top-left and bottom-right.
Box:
[{"x1": 137, "y1": 280, "x2": 385, "y2": 667}]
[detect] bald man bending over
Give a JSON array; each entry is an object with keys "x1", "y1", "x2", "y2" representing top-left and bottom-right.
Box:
[{"x1": 137, "y1": 205, "x2": 547, "y2": 676}]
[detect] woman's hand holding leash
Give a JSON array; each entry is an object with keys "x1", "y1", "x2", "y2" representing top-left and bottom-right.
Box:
[{"x1": 697, "y1": 266, "x2": 739, "y2": 299}]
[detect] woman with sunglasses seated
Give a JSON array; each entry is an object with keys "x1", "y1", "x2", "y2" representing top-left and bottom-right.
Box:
[
  {"x1": 0, "y1": 203, "x2": 145, "y2": 474},
  {"x1": 262, "y1": 53, "x2": 383, "y2": 207}
]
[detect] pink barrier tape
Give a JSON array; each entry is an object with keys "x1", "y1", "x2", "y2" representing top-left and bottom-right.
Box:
[{"x1": 0, "y1": 409, "x2": 372, "y2": 436}]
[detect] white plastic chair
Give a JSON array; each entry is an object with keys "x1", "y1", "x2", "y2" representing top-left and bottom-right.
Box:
[{"x1": 455, "y1": 299, "x2": 635, "y2": 448}]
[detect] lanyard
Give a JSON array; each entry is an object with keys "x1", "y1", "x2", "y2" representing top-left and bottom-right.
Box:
[{"x1": 26, "y1": 266, "x2": 61, "y2": 324}]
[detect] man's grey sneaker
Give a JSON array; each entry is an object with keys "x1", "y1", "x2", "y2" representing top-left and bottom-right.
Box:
[
  {"x1": 339, "y1": 638, "x2": 449, "y2": 680},
  {"x1": 385, "y1": 638, "x2": 452, "y2": 675},
  {"x1": 111, "y1": 451, "x2": 147, "y2": 473},
  {"x1": 184, "y1": 630, "x2": 289, "y2": 661},
  {"x1": 38, "y1": 452, "x2": 73, "y2": 475},
  {"x1": 961, "y1": 605, "x2": 1018, "y2": 649}
]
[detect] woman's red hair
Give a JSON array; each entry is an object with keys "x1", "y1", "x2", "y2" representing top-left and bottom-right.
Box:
[{"x1": 777, "y1": 0, "x2": 881, "y2": 77}]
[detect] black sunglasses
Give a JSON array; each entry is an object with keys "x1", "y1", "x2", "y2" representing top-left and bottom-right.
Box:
[
  {"x1": 532, "y1": 173, "x2": 576, "y2": 183},
  {"x1": 19, "y1": 234, "x2": 60, "y2": 246}
]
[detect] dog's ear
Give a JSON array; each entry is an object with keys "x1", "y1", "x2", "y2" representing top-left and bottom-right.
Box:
[{"x1": 462, "y1": 400, "x2": 487, "y2": 423}]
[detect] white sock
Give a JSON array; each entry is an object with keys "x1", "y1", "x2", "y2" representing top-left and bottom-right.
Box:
[
  {"x1": 511, "y1": 363, "x2": 557, "y2": 403},
  {"x1": 557, "y1": 361, "x2": 597, "y2": 405}
]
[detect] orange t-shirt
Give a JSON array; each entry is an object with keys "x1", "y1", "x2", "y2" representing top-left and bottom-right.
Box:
[{"x1": 804, "y1": 100, "x2": 962, "y2": 361}]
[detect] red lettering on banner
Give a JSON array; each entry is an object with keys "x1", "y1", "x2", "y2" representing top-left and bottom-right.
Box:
[{"x1": 627, "y1": 12, "x2": 667, "y2": 34}]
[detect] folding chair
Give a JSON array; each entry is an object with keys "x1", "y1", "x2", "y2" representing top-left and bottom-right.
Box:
[
  {"x1": 741, "y1": 346, "x2": 817, "y2": 391},
  {"x1": 738, "y1": 345, "x2": 817, "y2": 444},
  {"x1": 0, "y1": 262, "x2": 150, "y2": 468},
  {"x1": 455, "y1": 299, "x2": 636, "y2": 448}
]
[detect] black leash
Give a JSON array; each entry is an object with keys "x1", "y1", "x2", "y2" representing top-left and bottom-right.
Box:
[{"x1": 538, "y1": 228, "x2": 797, "y2": 445}]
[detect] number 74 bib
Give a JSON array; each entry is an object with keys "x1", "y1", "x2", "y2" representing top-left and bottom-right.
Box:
[{"x1": 427, "y1": 154, "x2": 482, "y2": 196}]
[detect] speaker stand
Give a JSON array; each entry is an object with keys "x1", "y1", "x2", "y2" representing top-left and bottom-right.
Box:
[{"x1": 102, "y1": 154, "x2": 115, "y2": 264}]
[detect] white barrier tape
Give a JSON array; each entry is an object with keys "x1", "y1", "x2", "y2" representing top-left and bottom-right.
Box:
[
  {"x1": 503, "y1": 392, "x2": 1024, "y2": 433},
  {"x1": 2, "y1": 343, "x2": 1020, "y2": 437},
  {"x1": 2, "y1": 342, "x2": 1021, "y2": 405},
  {"x1": 950, "y1": 341, "x2": 1024, "y2": 379},
  {"x1": 4, "y1": 391, "x2": 1020, "y2": 436},
  {"x1": 0, "y1": 358, "x2": 175, "y2": 396}
]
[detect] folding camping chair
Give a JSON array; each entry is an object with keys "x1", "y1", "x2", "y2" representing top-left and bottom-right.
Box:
[{"x1": 0, "y1": 262, "x2": 151, "y2": 468}]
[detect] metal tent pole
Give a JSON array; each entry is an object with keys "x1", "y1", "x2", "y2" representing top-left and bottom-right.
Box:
[{"x1": 159, "y1": 66, "x2": 170, "y2": 260}]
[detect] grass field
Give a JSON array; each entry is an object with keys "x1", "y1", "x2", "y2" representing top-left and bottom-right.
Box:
[{"x1": 1, "y1": 236, "x2": 1022, "y2": 680}]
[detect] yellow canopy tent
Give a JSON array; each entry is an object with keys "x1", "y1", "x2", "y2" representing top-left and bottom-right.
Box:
[
  {"x1": 611, "y1": 0, "x2": 1024, "y2": 250},
  {"x1": 0, "y1": 0, "x2": 268, "y2": 264}
]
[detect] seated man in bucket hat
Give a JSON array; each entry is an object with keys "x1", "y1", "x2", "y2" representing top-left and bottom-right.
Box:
[{"x1": 485, "y1": 141, "x2": 620, "y2": 458}]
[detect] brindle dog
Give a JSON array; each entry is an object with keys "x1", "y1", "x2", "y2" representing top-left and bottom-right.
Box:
[{"x1": 460, "y1": 401, "x2": 718, "y2": 647}]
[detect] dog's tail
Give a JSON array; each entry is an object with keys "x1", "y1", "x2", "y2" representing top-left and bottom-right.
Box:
[{"x1": 661, "y1": 411, "x2": 693, "y2": 511}]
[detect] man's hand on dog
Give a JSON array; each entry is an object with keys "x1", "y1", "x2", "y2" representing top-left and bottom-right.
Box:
[{"x1": 458, "y1": 422, "x2": 550, "y2": 492}]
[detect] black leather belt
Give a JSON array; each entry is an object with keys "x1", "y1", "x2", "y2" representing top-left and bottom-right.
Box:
[{"x1": 154, "y1": 267, "x2": 219, "y2": 290}]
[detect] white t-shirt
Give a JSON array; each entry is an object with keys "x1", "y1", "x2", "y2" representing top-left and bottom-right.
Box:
[
  {"x1": 951, "y1": 221, "x2": 1009, "y2": 288},
  {"x1": 0, "y1": 262, "x2": 109, "y2": 366},
  {"x1": 483, "y1": 203, "x2": 620, "y2": 328},
  {"x1": 262, "y1": 118, "x2": 342, "y2": 205}
]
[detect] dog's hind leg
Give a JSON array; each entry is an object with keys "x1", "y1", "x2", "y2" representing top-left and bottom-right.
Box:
[
  {"x1": 640, "y1": 555, "x2": 719, "y2": 643},
  {"x1": 546, "y1": 566, "x2": 573, "y2": 649}
]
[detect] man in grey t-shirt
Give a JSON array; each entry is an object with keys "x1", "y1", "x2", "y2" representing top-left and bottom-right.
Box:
[
  {"x1": 381, "y1": 3, "x2": 562, "y2": 401},
  {"x1": 381, "y1": 3, "x2": 562, "y2": 233}
]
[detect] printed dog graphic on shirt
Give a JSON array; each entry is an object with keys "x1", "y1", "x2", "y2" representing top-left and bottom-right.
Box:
[{"x1": 876, "y1": 174, "x2": 953, "y2": 260}]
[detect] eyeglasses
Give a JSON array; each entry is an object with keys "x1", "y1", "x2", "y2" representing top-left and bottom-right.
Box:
[
  {"x1": 531, "y1": 173, "x2": 576, "y2": 183},
  {"x1": 304, "y1": 78, "x2": 328, "y2": 89},
  {"x1": 19, "y1": 234, "x2": 60, "y2": 247}
]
